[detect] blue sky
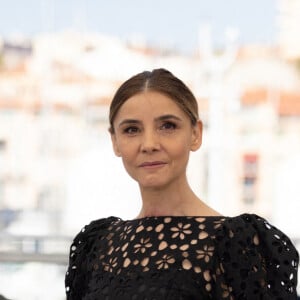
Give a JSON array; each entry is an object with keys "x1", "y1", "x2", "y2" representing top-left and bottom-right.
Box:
[{"x1": 0, "y1": 0, "x2": 277, "y2": 53}]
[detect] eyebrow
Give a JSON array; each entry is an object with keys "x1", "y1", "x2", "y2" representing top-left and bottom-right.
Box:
[
  {"x1": 118, "y1": 114, "x2": 182, "y2": 128},
  {"x1": 156, "y1": 114, "x2": 182, "y2": 122}
]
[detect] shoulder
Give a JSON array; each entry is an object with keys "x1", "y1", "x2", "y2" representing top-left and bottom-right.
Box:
[
  {"x1": 65, "y1": 216, "x2": 119, "y2": 299},
  {"x1": 220, "y1": 213, "x2": 299, "y2": 272},
  {"x1": 67, "y1": 216, "x2": 119, "y2": 264},
  {"x1": 69, "y1": 216, "x2": 120, "y2": 258},
  {"x1": 222, "y1": 213, "x2": 297, "y2": 251},
  {"x1": 73, "y1": 216, "x2": 119, "y2": 241},
  {"x1": 215, "y1": 213, "x2": 299, "y2": 298}
]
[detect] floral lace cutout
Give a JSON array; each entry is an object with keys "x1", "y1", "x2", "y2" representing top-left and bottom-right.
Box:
[{"x1": 65, "y1": 214, "x2": 299, "y2": 300}]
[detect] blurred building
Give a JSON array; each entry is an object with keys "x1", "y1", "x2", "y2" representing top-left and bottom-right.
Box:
[
  {"x1": 0, "y1": 31, "x2": 300, "y2": 241},
  {"x1": 277, "y1": 0, "x2": 300, "y2": 59}
]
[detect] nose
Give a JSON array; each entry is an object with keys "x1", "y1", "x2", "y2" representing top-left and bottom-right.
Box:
[{"x1": 140, "y1": 129, "x2": 160, "y2": 153}]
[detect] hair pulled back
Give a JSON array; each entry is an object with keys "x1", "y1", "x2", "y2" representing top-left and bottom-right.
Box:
[{"x1": 109, "y1": 68, "x2": 199, "y2": 133}]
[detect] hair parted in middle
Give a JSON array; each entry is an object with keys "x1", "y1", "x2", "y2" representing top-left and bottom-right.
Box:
[{"x1": 109, "y1": 68, "x2": 199, "y2": 133}]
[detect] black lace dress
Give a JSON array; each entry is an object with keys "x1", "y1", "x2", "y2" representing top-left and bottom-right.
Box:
[{"x1": 65, "y1": 214, "x2": 298, "y2": 299}]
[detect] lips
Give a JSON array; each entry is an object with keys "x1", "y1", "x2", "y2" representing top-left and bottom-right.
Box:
[{"x1": 139, "y1": 161, "x2": 167, "y2": 168}]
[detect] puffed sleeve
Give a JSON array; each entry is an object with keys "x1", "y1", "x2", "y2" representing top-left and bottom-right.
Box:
[
  {"x1": 65, "y1": 217, "x2": 115, "y2": 300},
  {"x1": 214, "y1": 214, "x2": 298, "y2": 300}
]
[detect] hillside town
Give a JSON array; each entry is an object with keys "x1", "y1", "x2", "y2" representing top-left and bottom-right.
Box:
[
  {"x1": 1, "y1": 31, "x2": 300, "y2": 232},
  {"x1": 0, "y1": 0, "x2": 300, "y2": 298}
]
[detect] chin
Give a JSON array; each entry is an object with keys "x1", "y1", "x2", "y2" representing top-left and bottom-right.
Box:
[{"x1": 138, "y1": 179, "x2": 171, "y2": 190}]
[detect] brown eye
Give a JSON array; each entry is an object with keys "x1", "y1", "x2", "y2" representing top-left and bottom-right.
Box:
[
  {"x1": 123, "y1": 126, "x2": 139, "y2": 134},
  {"x1": 160, "y1": 122, "x2": 177, "y2": 130}
]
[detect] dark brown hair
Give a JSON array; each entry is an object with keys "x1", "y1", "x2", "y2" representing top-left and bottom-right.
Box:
[{"x1": 109, "y1": 68, "x2": 199, "y2": 133}]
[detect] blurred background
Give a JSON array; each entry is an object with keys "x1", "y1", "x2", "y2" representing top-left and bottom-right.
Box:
[{"x1": 0, "y1": 0, "x2": 300, "y2": 298}]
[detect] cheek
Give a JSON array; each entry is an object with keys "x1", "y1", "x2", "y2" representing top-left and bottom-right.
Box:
[
  {"x1": 167, "y1": 136, "x2": 192, "y2": 157},
  {"x1": 177, "y1": 146, "x2": 191, "y2": 164},
  {"x1": 120, "y1": 153, "x2": 139, "y2": 181},
  {"x1": 118, "y1": 141, "x2": 137, "y2": 162}
]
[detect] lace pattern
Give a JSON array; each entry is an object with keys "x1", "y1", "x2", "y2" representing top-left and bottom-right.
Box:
[{"x1": 65, "y1": 214, "x2": 298, "y2": 300}]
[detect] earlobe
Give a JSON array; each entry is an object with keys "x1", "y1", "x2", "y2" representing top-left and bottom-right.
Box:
[{"x1": 190, "y1": 120, "x2": 203, "y2": 152}]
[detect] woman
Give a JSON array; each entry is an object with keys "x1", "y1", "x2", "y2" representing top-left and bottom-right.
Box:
[{"x1": 65, "y1": 69, "x2": 298, "y2": 299}]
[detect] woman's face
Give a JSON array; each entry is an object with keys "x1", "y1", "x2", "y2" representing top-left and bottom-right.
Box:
[{"x1": 111, "y1": 91, "x2": 202, "y2": 190}]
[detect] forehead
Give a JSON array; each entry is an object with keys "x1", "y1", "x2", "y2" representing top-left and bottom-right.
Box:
[{"x1": 115, "y1": 91, "x2": 186, "y2": 119}]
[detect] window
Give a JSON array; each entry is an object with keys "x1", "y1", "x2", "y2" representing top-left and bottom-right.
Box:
[
  {"x1": 0, "y1": 179, "x2": 4, "y2": 206},
  {"x1": 242, "y1": 154, "x2": 259, "y2": 204},
  {"x1": 0, "y1": 140, "x2": 7, "y2": 151}
]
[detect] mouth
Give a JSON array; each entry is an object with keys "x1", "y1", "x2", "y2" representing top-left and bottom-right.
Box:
[{"x1": 139, "y1": 161, "x2": 167, "y2": 168}]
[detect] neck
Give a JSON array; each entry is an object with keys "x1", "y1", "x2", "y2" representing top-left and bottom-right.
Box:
[{"x1": 136, "y1": 178, "x2": 220, "y2": 218}]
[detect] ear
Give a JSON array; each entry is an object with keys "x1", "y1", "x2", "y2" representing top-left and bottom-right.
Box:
[
  {"x1": 190, "y1": 120, "x2": 202, "y2": 152},
  {"x1": 110, "y1": 132, "x2": 122, "y2": 157}
]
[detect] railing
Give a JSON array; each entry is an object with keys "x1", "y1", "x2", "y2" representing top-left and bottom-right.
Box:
[
  {"x1": 0, "y1": 233, "x2": 73, "y2": 264},
  {"x1": 0, "y1": 234, "x2": 299, "y2": 265}
]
